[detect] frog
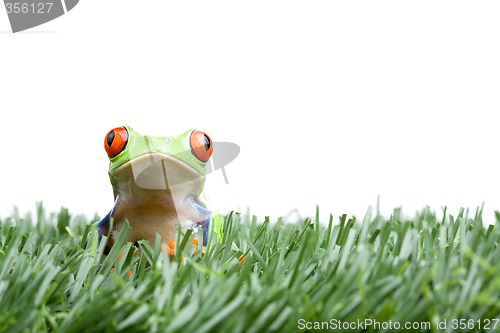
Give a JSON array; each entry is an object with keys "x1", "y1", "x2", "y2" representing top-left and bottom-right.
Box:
[{"x1": 97, "y1": 126, "x2": 213, "y2": 254}]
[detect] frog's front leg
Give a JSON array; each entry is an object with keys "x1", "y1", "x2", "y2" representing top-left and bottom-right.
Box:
[{"x1": 97, "y1": 210, "x2": 113, "y2": 254}]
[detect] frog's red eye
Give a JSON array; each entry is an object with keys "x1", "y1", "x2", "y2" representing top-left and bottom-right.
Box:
[
  {"x1": 190, "y1": 130, "x2": 213, "y2": 162},
  {"x1": 104, "y1": 127, "x2": 128, "y2": 158}
]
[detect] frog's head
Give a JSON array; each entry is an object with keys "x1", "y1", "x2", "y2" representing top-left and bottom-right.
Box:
[{"x1": 103, "y1": 126, "x2": 213, "y2": 200}]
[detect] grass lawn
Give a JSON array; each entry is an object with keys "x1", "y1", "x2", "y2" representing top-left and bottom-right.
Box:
[{"x1": 0, "y1": 204, "x2": 499, "y2": 332}]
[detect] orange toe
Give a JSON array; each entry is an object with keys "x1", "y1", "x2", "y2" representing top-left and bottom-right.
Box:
[{"x1": 167, "y1": 240, "x2": 176, "y2": 256}]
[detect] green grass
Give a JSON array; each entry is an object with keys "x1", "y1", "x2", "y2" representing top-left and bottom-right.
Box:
[{"x1": 1, "y1": 204, "x2": 500, "y2": 333}]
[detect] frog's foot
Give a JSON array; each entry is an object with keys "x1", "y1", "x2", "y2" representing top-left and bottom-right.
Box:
[
  {"x1": 163, "y1": 238, "x2": 205, "y2": 260},
  {"x1": 111, "y1": 251, "x2": 134, "y2": 278},
  {"x1": 189, "y1": 217, "x2": 210, "y2": 246},
  {"x1": 178, "y1": 195, "x2": 211, "y2": 245}
]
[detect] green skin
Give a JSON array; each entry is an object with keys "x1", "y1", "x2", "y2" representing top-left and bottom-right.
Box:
[
  {"x1": 98, "y1": 126, "x2": 211, "y2": 252},
  {"x1": 109, "y1": 127, "x2": 207, "y2": 176}
]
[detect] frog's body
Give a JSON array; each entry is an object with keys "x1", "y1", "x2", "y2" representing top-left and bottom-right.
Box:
[{"x1": 97, "y1": 126, "x2": 213, "y2": 253}]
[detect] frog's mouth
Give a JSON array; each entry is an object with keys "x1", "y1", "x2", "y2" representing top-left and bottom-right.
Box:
[{"x1": 112, "y1": 153, "x2": 205, "y2": 191}]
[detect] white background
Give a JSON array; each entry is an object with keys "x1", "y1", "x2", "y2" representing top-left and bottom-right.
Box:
[{"x1": 1, "y1": 1, "x2": 499, "y2": 224}]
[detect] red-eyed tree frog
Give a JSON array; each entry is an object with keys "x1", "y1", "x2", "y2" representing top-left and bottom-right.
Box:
[{"x1": 97, "y1": 126, "x2": 213, "y2": 254}]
